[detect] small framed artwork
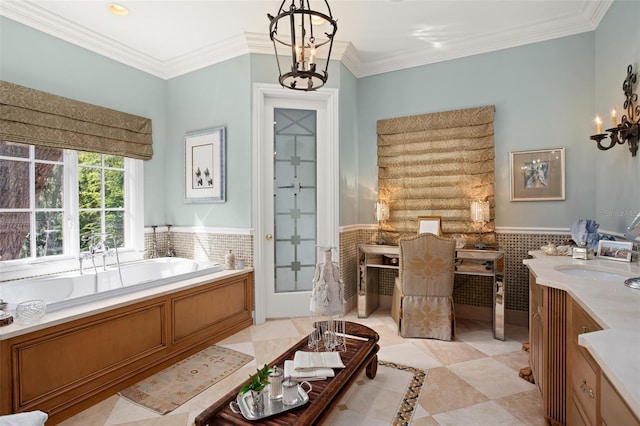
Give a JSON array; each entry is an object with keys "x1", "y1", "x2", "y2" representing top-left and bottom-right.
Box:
[
  {"x1": 184, "y1": 126, "x2": 226, "y2": 203},
  {"x1": 596, "y1": 240, "x2": 633, "y2": 262},
  {"x1": 417, "y1": 216, "x2": 442, "y2": 236},
  {"x1": 510, "y1": 148, "x2": 565, "y2": 201}
]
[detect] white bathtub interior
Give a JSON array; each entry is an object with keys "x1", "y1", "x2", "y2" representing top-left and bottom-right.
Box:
[{"x1": 0, "y1": 257, "x2": 223, "y2": 313}]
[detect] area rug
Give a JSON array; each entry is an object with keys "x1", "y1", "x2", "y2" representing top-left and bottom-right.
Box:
[
  {"x1": 118, "y1": 345, "x2": 253, "y2": 415},
  {"x1": 326, "y1": 360, "x2": 427, "y2": 426},
  {"x1": 382, "y1": 361, "x2": 427, "y2": 426}
]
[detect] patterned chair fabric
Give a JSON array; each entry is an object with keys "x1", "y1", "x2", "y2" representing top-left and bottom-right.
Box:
[{"x1": 391, "y1": 233, "x2": 456, "y2": 340}]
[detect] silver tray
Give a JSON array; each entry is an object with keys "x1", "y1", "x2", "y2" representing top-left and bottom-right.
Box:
[{"x1": 229, "y1": 385, "x2": 310, "y2": 421}]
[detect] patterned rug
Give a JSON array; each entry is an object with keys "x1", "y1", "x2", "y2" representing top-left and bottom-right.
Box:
[
  {"x1": 382, "y1": 361, "x2": 427, "y2": 426},
  {"x1": 119, "y1": 345, "x2": 253, "y2": 415},
  {"x1": 326, "y1": 360, "x2": 427, "y2": 425}
]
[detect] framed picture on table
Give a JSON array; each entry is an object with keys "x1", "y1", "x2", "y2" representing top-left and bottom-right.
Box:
[
  {"x1": 510, "y1": 148, "x2": 565, "y2": 201},
  {"x1": 184, "y1": 126, "x2": 226, "y2": 203},
  {"x1": 597, "y1": 240, "x2": 633, "y2": 262},
  {"x1": 417, "y1": 216, "x2": 442, "y2": 236}
]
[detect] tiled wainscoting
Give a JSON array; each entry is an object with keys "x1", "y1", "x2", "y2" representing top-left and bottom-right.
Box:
[
  {"x1": 144, "y1": 227, "x2": 253, "y2": 267},
  {"x1": 146, "y1": 226, "x2": 635, "y2": 326},
  {"x1": 338, "y1": 226, "x2": 575, "y2": 325}
]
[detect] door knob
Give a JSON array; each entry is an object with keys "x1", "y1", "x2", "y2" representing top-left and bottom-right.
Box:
[{"x1": 266, "y1": 234, "x2": 273, "y2": 240}]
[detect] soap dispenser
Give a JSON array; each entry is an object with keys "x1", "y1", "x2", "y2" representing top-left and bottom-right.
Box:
[
  {"x1": 572, "y1": 241, "x2": 594, "y2": 260},
  {"x1": 225, "y1": 250, "x2": 236, "y2": 270}
]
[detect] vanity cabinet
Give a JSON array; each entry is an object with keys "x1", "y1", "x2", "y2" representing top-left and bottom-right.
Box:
[
  {"x1": 567, "y1": 299, "x2": 602, "y2": 426},
  {"x1": 601, "y1": 373, "x2": 640, "y2": 426},
  {"x1": 528, "y1": 272, "x2": 567, "y2": 424}
]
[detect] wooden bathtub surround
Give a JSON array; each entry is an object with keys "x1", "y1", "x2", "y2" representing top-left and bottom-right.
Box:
[{"x1": 0, "y1": 271, "x2": 254, "y2": 425}]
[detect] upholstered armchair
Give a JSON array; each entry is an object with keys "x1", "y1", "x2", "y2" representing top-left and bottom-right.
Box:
[{"x1": 391, "y1": 233, "x2": 456, "y2": 340}]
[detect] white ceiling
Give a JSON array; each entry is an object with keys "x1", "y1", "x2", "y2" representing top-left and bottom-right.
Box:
[{"x1": 1, "y1": 0, "x2": 612, "y2": 80}]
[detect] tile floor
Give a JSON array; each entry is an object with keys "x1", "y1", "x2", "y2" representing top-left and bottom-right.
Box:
[{"x1": 59, "y1": 309, "x2": 545, "y2": 425}]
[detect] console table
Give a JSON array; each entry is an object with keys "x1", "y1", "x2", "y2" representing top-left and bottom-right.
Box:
[{"x1": 357, "y1": 244, "x2": 506, "y2": 340}]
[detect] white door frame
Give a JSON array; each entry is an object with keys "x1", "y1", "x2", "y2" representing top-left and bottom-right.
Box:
[{"x1": 252, "y1": 83, "x2": 339, "y2": 324}]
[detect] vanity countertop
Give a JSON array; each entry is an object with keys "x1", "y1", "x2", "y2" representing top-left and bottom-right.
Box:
[{"x1": 524, "y1": 252, "x2": 640, "y2": 417}]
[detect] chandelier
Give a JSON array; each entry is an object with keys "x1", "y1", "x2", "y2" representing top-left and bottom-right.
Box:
[
  {"x1": 268, "y1": 0, "x2": 338, "y2": 91},
  {"x1": 590, "y1": 64, "x2": 639, "y2": 157}
]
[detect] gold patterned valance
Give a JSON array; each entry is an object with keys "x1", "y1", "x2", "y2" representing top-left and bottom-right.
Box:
[
  {"x1": 377, "y1": 105, "x2": 496, "y2": 246},
  {"x1": 0, "y1": 81, "x2": 153, "y2": 160}
]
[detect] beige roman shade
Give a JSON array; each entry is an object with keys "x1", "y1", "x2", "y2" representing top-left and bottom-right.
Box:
[
  {"x1": 0, "y1": 81, "x2": 153, "y2": 160},
  {"x1": 377, "y1": 105, "x2": 496, "y2": 246}
]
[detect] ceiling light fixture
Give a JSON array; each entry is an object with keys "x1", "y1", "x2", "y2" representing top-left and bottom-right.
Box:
[
  {"x1": 268, "y1": 0, "x2": 338, "y2": 91},
  {"x1": 590, "y1": 64, "x2": 639, "y2": 157},
  {"x1": 108, "y1": 3, "x2": 129, "y2": 16}
]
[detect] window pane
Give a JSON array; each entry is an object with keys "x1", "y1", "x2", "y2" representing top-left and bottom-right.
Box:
[
  {"x1": 105, "y1": 170, "x2": 124, "y2": 208},
  {"x1": 0, "y1": 159, "x2": 30, "y2": 208},
  {"x1": 78, "y1": 151, "x2": 101, "y2": 166},
  {"x1": 106, "y1": 211, "x2": 124, "y2": 248},
  {"x1": 36, "y1": 212, "x2": 63, "y2": 257},
  {"x1": 79, "y1": 211, "x2": 100, "y2": 250},
  {"x1": 36, "y1": 164, "x2": 64, "y2": 209},
  {"x1": 0, "y1": 212, "x2": 30, "y2": 260},
  {"x1": 105, "y1": 155, "x2": 124, "y2": 169},
  {"x1": 35, "y1": 146, "x2": 63, "y2": 162},
  {"x1": 79, "y1": 166, "x2": 101, "y2": 208},
  {"x1": 0, "y1": 141, "x2": 29, "y2": 158}
]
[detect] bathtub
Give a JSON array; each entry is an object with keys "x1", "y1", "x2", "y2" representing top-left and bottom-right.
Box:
[{"x1": 0, "y1": 257, "x2": 223, "y2": 313}]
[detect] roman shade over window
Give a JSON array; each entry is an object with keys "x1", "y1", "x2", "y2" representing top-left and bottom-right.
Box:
[
  {"x1": 377, "y1": 105, "x2": 496, "y2": 246},
  {"x1": 0, "y1": 81, "x2": 153, "y2": 160}
]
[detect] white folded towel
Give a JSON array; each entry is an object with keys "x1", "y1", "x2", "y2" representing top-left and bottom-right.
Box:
[
  {"x1": 293, "y1": 351, "x2": 345, "y2": 371},
  {"x1": 0, "y1": 410, "x2": 48, "y2": 426},
  {"x1": 284, "y1": 360, "x2": 335, "y2": 381}
]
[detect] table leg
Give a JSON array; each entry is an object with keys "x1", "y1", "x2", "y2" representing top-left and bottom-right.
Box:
[{"x1": 366, "y1": 354, "x2": 378, "y2": 379}]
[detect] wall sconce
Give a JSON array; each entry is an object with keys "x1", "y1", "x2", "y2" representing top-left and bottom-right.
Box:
[
  {"x1": 470, "y1": 200, "x2": 490, "y2": 249},
  {"x1": 267, "y1": 0, "x2": 338, "y2": 91},
  {"x1": 374, "y1": 201, "x2": 389, "y2": 245},
  {"x1": 590, "y1": 64, "x2": 639, "y2": 157}
]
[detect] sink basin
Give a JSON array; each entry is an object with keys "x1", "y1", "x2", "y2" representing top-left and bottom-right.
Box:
[{"x1": 553, "y1": 266, "x2": 630, "y2": 281}]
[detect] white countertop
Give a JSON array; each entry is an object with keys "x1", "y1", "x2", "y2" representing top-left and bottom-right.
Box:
[{"x1": 523, "y1": 252, "x2": 640, "y2": 417}]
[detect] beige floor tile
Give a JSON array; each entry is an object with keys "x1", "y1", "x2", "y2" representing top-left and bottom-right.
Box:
[
  {"x1": 378, "y1": 342, "x2": 443, "y2": 371},
  {"x1": 249, "y1": 318, "x2": 302, "y2": 342},
  {"x1": 420, "y1": 338, "x2": 487, "y2": 365},
  {"x1": 108, "y1": 411, "x2": 189, "y2": 426},
  {"x1": 456, "y1": 328, "x2": 525, "y2": 356},
  {"x1": 418, "y1": 366, "x2": 488, "y2": 414},
  {"x1": 409, "y1": 416, "x2": 442, "y2": 426},
  {"x1": 251, "y1": 335, "x2": 302, "y2": 365},
  {"x1": 492, "y1": 349, "x2": 531, "y2": 373},
  {"x1": 57, "y1": 395, "x2": 119, "y2": 426},
  {"x1": 433, "y1": 400, "x2": 526, "y2": 425},
  {"x1": 448, "y1": 357, "x2": 536, "y2": 399},
  {"x1": 495, "y1": 389, "x2": 546, "y2": 426}
]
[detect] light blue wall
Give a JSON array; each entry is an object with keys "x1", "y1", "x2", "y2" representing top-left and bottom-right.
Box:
[
  {"x1": 2, "y1": 0, "x2": 638, "y2": 235},
  {"x1": 164, "y1": 56, "x2": 252, "y2": 227},
  {"x1": 593, "y1": 0, "x2": 640, "y2": 232},
  {"x1": 0, "y1": 17, "x2": 167, "y2": 227},
  {"x1": 356, "y1": 33, "x2": 596, "y2": 228}
]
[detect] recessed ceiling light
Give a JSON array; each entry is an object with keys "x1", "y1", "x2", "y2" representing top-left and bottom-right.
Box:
[
  {"x1": 432, "y1": 41, "x2": 443, "y2": 49},
  {"x1": 108, "y1": 3, "x2": 129, "y2": 16}
]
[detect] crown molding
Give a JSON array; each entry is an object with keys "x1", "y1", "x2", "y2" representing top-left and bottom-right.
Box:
[{"x1": 1, "y1": 0, "x2": 612, "y2": 80}]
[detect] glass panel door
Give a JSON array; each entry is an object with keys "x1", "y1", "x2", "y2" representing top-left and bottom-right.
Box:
[{"x1": 273, "y1": 108, "x2": 317, "y2": 293}]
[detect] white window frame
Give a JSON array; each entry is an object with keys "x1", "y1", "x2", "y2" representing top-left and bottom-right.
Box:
[{"x1": 0, "y1": 148, "x2": 144, "y2": 281}]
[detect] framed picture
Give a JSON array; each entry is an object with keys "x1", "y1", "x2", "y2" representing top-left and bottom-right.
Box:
[
  {"x1": 184, "y1": 127, "x2": 226, "y2": 203},
  {"x1": 417, "y1": 216, "x2": 442, "y2": 236},
  {"x1": 510, "y1": 148, "x2": 565, "y2": 201},
  {"x1": 596, "y1": 240, "x2": 633, "y2": 262}
]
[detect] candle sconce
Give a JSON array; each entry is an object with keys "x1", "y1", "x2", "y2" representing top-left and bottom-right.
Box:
[{"x1": 590, "y1": 64, "x2": 639, "y2": 157}]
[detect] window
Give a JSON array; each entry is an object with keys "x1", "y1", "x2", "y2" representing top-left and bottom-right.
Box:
[
  {"x1": 0, "y1": 141, "x2": 143, "y2": 263},
  {"x1": 78, "y1": 152, "x2": 125, "y2": 251}
]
